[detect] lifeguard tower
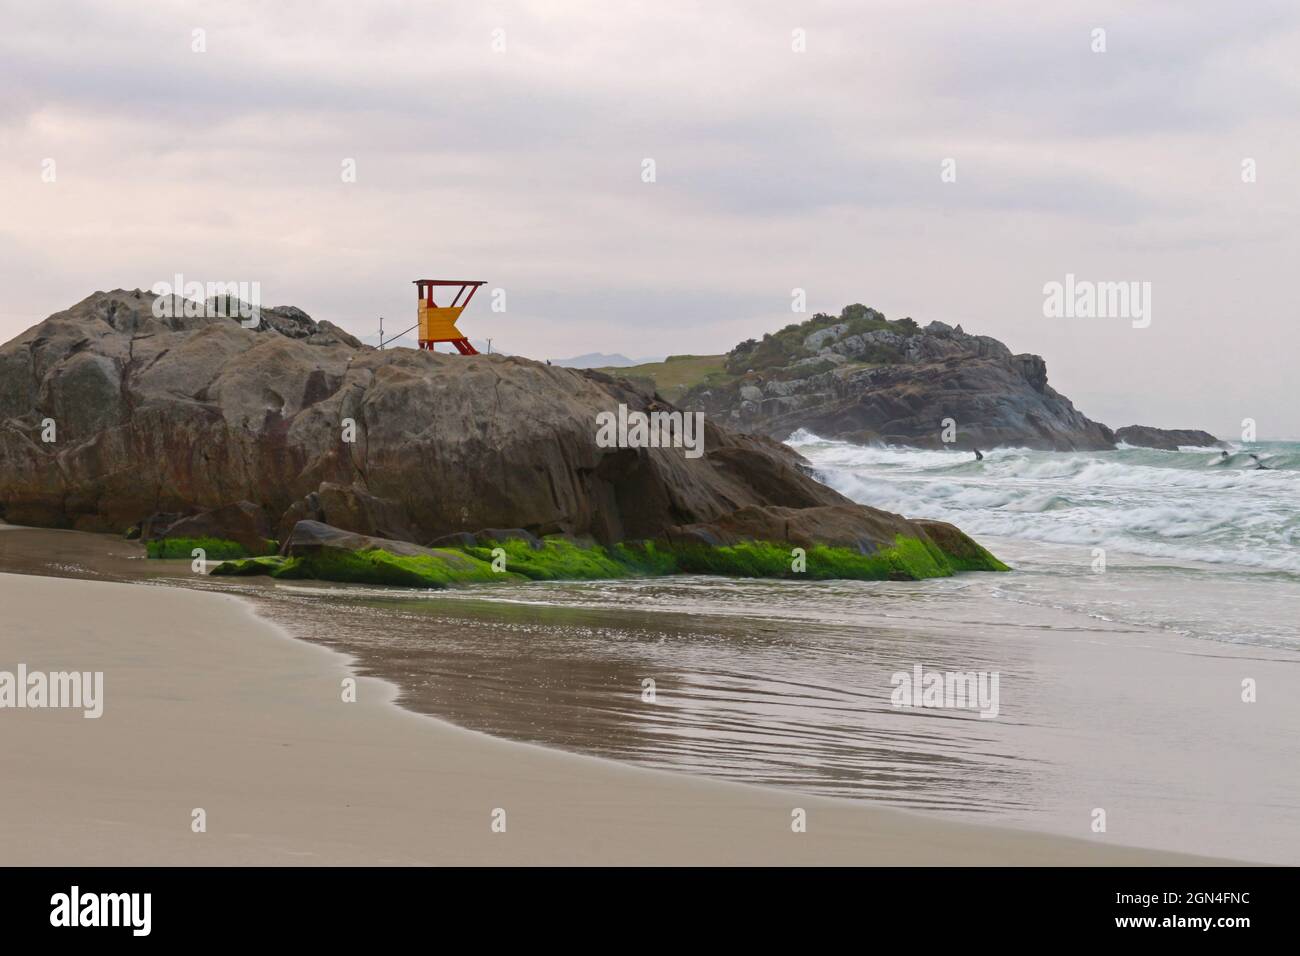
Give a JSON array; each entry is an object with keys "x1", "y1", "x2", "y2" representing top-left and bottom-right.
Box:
[{"x1": 414, "y1": 279, "x2": 486, "y2": 354}]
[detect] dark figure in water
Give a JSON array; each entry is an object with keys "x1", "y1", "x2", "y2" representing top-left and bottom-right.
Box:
[
  {"x1": 973, "y1": 448, "x2": 984, "y2": 461},
  {"x1": 1221, "y1": 450, "x2": 1230, "y2": 460},
  {"x1": 1250, "y1": 453, "x2": 1271, "y2": 470}
]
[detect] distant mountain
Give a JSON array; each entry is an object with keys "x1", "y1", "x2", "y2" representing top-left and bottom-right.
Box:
[
  {"x1": 674, "y1": 305, "x2": 1118, "y2": 451},
  {"x1": 553, "y1": 352, "x2": 663, "y2": 369}
]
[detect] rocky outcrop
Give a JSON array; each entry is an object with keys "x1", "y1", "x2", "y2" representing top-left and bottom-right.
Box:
[
  {"x1": 282, "y1": 518, "x2": 447, "y2": 559},
  {"x1": 283, "y1": 519, "x2": 544, "y2": 558},
  {"x1": 1114, "y1": 426, "x2": 1223, "y2": 450},
  {"x1": 220, "y1": 506, "x2": 1008, "y2": 586},
  {"x1": 683, "y1": 311, "x2": 1116, "y2": 451},
  {"x1": 140, "y1": 500, "x2": 273, "y2": 554},
  {"x1": 0, "y1": 290, "x2": 1001, "y2": 572},
  {"x1": 665, "y1": 503, "x2": 923, "y2": 552}
]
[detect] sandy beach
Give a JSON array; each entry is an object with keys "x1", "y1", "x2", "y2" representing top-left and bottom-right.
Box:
[
  {"x1": 0, "y1": 572, "x2": 1216, "y2": 868},
  {"x1": 0, "y1": 569, "x2": 1219, "y2": 866}
]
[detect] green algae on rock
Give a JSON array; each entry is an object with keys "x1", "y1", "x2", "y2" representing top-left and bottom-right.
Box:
[
  {"x1": 146, "y1": 536, "x2": 276, "y2": 560},
  {"x1": 211, "y1": 520, "x2": 1008, "y2": 589}
]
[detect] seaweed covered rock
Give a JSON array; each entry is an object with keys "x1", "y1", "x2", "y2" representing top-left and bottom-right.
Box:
[
  {"x1": 142, "y1": 500, "x2": 275, "y2": 556},
  {"x1": 282, "y1": 519, "x2": 437, "y2": 559},
  {"x1": 664, "y1": 504, "x2": 919, "y2": 552},
  {"x1": 215, "y1": 520, "x2": 513, "y2": 586},
  {"x1": 661, "y1": 505, "x2": 1007, "y2": 578},
  {"x1": 214, "y1": 515, "x2": 1007, "y2": 587}
]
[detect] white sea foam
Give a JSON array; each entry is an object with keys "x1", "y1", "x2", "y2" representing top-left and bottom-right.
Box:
[{"x1": 790, "y1": 433, "x2": 1300, "y2": 574}]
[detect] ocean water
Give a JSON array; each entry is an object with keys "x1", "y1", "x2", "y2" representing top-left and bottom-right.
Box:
[
  {"x1": 790, "y1": 433, "x2": 1300, "y2": 575},
  {"x1": 788, "y1": 434, "x2": 1300, "y2": 651}
]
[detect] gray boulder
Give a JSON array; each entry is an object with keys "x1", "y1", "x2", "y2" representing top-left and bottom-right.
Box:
[
  {"x1": 143, "y1": 500, "x2": 273, "y2": 554},
  {"x1": 284, "y1": 519, "x2": 458, "y2": 560},
  {"x1": 0, "y1": 290, "x2": 998, "y2": 563},
  {"x1": 803, "y1": 324, "x2": 848, "y2": 350}
]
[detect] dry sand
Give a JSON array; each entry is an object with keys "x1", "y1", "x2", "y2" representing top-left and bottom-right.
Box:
[{"x1": 0, "y1": 571, "x2": 1214, "y2": 865}]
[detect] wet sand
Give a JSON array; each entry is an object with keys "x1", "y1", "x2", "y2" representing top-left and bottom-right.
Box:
[{"x1": 0, "y1": 560, "x2": 1217, "y2": 865}]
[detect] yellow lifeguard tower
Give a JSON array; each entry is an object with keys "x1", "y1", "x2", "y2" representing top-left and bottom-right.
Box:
[{"x1": 414, "y1": 279, "x2": 485, "y2": 354}]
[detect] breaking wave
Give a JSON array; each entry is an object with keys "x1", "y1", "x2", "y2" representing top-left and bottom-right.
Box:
[{"x1": 788, "y1": 431, "x2": 1300, "y2": 574}]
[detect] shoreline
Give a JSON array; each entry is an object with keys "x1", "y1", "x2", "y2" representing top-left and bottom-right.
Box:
[{"x1": 0, "y1": 568, "x2": 1224, "y2": 865}]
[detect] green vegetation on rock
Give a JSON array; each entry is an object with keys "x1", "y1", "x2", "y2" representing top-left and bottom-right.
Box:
[
  {"x1": 146, "y1": 536, "x2": 275, "y2": 560},
  {"x1": 610, "y1": 540, "x2": 680, "y2": 576},
  {"x1": 209, "y1": 555, "x2": 290, "y2": 576},
  {"x1": 210, "y1": 532, "x2": 1008, "y2": 588},
  {"x1": 462, "y1": 537, "x2": 631, "y2": 581},
  {"x1": 913, "y1": 522, "x2": 1011, "y2": 573},
  {"x1": 594, "y1": 354, "x2": 730, "y2": 403},
  {"x1": 596, "y1": 307, "x2": 920, "y2": 402},
  {"x1": 724, "y1": 303, "x2": 917, "y2": 376},
  {"x1": 275, "y1": 547, "x2": 515, "y2": 587},
  {"x1": 664, "y1": 535, "x2": 987, "y2": 580}
]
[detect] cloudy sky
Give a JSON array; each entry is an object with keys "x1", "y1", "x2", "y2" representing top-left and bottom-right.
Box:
[{"x1": 3, "y1": 0, "x2": 1298, "y2": 437}]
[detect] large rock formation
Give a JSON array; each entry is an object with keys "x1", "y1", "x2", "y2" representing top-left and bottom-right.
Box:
[
  {"x1": 681, "y1": 310, "x2": 1116, "y2": 451},
  {"x1": 0, "y1": 290, "x2": 998, "y2": 569},
  {"x1": 1114, "y1": 425, "x2": 1223, "y2": 450}
]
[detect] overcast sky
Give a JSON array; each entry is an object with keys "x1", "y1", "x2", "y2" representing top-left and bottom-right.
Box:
[{"x1": 3, "y1": 0, "x2": 1298, "y2": 437}]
